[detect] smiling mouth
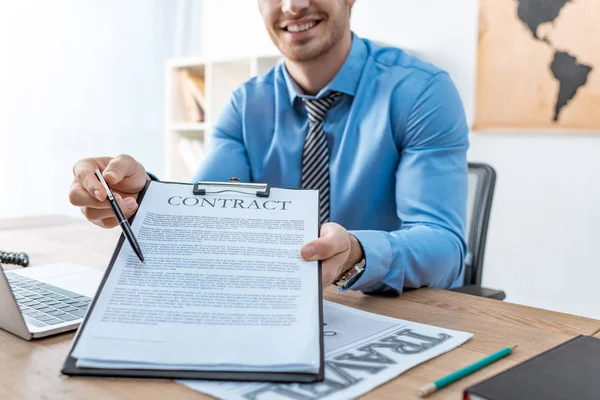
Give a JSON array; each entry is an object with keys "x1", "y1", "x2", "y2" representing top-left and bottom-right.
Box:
[{"x1": 283, "y1": 20, "x2": 322, "y2": 33}]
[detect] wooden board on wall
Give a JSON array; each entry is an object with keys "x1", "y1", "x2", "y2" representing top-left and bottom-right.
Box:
[{"x1": 474, "y1": 0, "x2": 600, "y2": 132}]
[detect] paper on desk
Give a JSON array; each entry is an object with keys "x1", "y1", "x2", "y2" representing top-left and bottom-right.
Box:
[
  {"x1": 72, "y1": 182, "x2": 321, "y2": 372},
  {"x1": 179, "y1": 301, "x2": 473, "y2": 400}
]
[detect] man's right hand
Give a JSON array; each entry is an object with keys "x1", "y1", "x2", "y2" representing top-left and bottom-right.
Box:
[{"x1": 69, "y1": 154, "x2": 150, "y2": 228}]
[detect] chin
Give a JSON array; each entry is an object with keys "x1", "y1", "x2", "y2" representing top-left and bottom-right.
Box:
[
  {"x1": 283, "y1": 49, "x2": 322, "y2": 62},
  {"x1": 279, "y1": 41, "x2": 331, "y2": 63}
]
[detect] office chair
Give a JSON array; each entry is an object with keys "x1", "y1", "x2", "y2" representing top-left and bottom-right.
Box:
[{"x1": 451, "y1": 162, "x2": 506, "y2": 300}]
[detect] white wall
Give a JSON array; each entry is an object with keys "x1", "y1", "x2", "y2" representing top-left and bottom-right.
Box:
[
  {"x1": 201, "y1": 0, "x2": 600, "y2": 319},
  {"x1": 202, "y1": 1, "x2": 276, "y2": 58},
  {"x1": 0, "y1": 0, "x2": 201, "y2": 218}
]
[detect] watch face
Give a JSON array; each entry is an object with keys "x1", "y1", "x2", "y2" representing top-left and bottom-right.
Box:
[
  {"x1": 346, "y1": 273, "x2": 361, "y2": 288},
  {"x1": 343, "y1": 265, "x2": 366, "y2": 288},
  {"x1": 335, "y1": 260, "x2": 366, "y2": 288}
]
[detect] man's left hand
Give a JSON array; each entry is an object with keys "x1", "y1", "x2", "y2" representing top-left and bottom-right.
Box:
[{"x1": 301, "y1": 223, "x2": 364, "y2": 287}]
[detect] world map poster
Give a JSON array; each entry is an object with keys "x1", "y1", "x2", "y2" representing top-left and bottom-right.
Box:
[{"x1": 474, "y1": 0, "x2": 599, "y2": 132}]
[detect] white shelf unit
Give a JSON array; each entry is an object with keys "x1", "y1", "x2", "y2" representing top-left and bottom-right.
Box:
[{"x1": 165, "y1": 54, "x2": 281, "y2": 182}]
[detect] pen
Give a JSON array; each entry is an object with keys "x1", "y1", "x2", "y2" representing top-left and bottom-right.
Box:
[
  {"x1": 418, "y1": 345, "x2": 517, "y2": 397},
  {"x1": 94, "y1": 169, "x2": 145, "y2": 264}
]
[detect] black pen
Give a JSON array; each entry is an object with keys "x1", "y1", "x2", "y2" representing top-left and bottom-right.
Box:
[{"x1": 94, "y1": 169, "x2": 145, "y2": 264}]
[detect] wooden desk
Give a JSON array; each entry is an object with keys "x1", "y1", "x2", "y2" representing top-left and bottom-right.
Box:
[{"x1": 2, "y1": 216, "x2": 600, "y2": 400}]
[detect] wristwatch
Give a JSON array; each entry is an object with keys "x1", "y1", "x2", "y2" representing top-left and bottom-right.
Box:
[{"x1": 334, "y1": 258, "x2": 366, "y2": 289}]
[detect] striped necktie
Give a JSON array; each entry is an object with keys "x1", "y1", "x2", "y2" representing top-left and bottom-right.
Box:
[{"x1": 301, "y1": 92, "x2": 342, "y2": 225}]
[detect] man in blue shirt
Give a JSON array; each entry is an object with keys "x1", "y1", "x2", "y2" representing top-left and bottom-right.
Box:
[{"x1": 69, "y1": 0, "x2": 469, "y2": 295}]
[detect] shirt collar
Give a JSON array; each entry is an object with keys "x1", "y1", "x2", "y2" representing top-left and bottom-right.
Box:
[{"x1": 282, "y1": 33, "x2": 368, "y2": 104}]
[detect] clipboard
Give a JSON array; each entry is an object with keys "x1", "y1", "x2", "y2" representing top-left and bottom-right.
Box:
[{"x1": 61, "y1": 179, "x2": 325, "y2": 383}]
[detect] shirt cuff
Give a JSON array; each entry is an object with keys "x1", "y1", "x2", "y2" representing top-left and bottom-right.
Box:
[{"x1": 344, "y1": 230, "x2": 393, "y2": 292}]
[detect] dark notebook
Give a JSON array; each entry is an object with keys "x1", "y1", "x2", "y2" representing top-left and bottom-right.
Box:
[{"x1": 464, "y1": 335, "x2": 600, "y2": 400}]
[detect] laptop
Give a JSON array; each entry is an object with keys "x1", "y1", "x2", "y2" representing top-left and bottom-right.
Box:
[{"x1": 0, "y1": 263, "x2": 102, "y2": 340}]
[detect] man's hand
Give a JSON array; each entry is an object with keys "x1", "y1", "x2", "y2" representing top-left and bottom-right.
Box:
[
  {"x1": 69, "y1": 154, "x2": 150, "y2": 228},
  {"x1": 301, "y1": 223, "x2": 365, "y2": 287}
]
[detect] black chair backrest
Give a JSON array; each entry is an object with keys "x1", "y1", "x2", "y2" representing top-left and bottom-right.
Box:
[{"x1": 464, "y1": 163, "x2": 496, "y2": 286}]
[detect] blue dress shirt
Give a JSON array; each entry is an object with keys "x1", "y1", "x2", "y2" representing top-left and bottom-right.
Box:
[{"x1": 193, "y1": 33, "x2": 469, "y2": 295}]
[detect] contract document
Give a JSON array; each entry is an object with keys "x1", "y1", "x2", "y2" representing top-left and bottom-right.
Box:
[
  {"x1": 63, "y1": 181, "x2": 324, "y2": 382},
  {"x1": 180, "y1": 301, "x2": 473, "y2": 400}
]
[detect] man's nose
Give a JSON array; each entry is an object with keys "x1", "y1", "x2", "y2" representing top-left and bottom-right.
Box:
[{"x1": 282, "y1": 0, "x2": 310, "y2": 15}]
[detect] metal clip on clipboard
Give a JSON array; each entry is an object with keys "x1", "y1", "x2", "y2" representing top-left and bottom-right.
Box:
[{"x1": 193, "y1": 177, "x2": 271, "y2": 198}]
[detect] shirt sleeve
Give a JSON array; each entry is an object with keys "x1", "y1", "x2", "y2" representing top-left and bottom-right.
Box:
[
  {"x1": 191, "y1": 90, "x2": 252, "y2": 183},
  {"x1": 347, "y1": 72, "x2": 469, "y2": 295}
]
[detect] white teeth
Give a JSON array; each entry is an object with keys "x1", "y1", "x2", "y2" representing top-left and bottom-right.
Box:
[{"x1": 287, "y1": 21, "x2": 316, "y2": 33}]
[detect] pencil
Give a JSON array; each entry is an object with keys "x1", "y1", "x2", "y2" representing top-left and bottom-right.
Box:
[{"x1": 418, "y1": 345, "x2": 517, "y2": 397}]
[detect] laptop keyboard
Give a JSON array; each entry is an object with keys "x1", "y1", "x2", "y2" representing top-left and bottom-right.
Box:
[{"x1": 5, "y1": 272, "x2": 91, "y2": 327}]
